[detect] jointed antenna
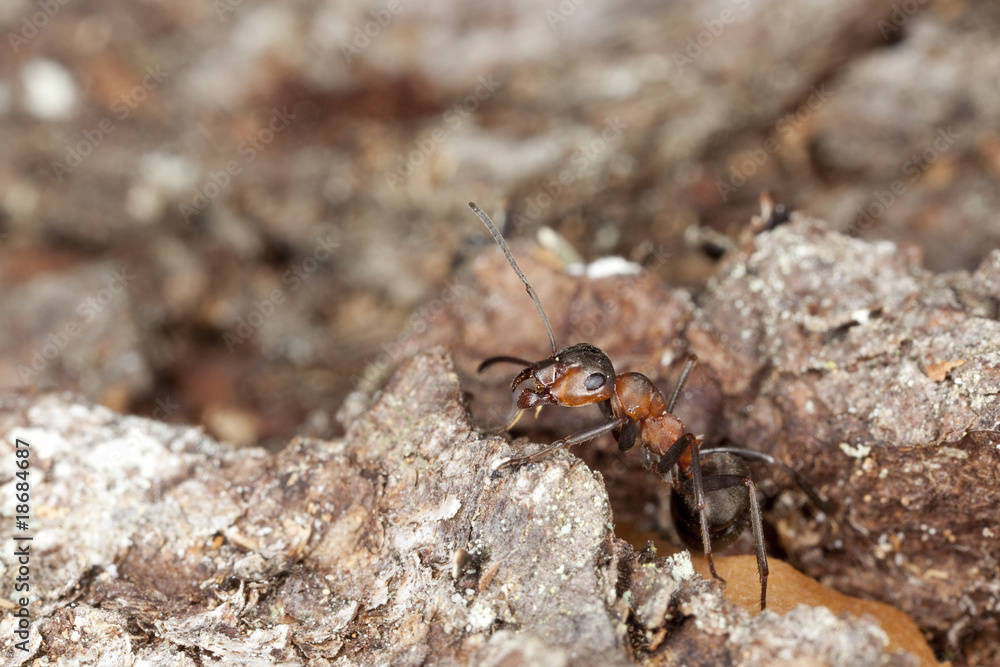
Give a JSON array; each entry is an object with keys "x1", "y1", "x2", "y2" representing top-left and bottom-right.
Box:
[
  {"x1": 667, "y1": 354, "x2": 698, "y2": 413},
  {"x1": 468, "y1": 202, "x2": 557, "y2": 355}
]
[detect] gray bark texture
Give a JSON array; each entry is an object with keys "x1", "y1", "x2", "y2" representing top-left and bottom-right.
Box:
[
  {"x1": 0, "y1": 354, "x2": 916, "y2": 666},
  {"x1": 3, "y1": 216, "x2": 997, "y2": 665}
]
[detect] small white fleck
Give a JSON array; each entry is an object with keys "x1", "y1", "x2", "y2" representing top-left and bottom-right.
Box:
[
  {"x1": 851, "y1": 308, "x2": 870, "y2": 325},
  {"x1": 584, "y1": 256, "x2": 644, "y2": 278},
  {"x1": 668, "y1": 551, "x2": 696, "y2": 581},
  {"x1": 22, "y1": 59, "x2": 77, "y2": 119},
  {"x1": 839, "y1": 442, "x2": 871, "y2": 459},
  {"x1": 467, "y1": 600, "x2": 495, "y2": 631}
]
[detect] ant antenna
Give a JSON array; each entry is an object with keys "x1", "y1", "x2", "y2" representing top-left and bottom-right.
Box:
[
  {"x1": 469, "y1": 202, "x2": 558, "y2": 356},
  {"x1": 667, "y1": 354, "x2": 698, "y2": 413}
]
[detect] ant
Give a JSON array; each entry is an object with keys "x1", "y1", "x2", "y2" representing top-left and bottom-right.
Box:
[{"x1": 468, "y1": 201, "x2": 828, "y2": 611}]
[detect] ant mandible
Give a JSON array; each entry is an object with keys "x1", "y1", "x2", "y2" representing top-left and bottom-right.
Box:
[{"x1": 468, "y1": 201, "x2": 778, "y2": 610}]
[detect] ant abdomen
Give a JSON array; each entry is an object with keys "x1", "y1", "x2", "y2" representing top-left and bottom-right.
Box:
[{"x1": 671, "y1": 453, "x2": 753, "y2": 553}]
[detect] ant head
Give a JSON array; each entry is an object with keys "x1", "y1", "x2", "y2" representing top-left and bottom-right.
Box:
[
  {"x1": 469, "y1": 203, "x2": 615, "y2": 409},
  {"x1": 512, "y1": 343, "x2": 615, "y2": 409}
]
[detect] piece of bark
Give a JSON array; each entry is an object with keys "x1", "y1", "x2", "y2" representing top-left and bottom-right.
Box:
[
  {"x1": 691, "y1": 216, "x2": 1000, "y2": 656},
  {"x1": 408, "y1": 214, "x2": 998, "y2": 663},
  {"x1": 0, "y1": 351, "x2": 918, "y2": 666}
]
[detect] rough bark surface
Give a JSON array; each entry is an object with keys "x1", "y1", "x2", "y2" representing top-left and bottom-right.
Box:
[
  {"x1": 695, "y1": 221, "x2": 1000, "y2": 662},
  {"x1": 0, "y1": 349, "x2": 917, "y2": 666},
  {"x1": 408, "y1": 215, "x2": 1000, "y2": 663},
  {"x1": 3, "y1": 216, "x2": 995, "y2": 665}
]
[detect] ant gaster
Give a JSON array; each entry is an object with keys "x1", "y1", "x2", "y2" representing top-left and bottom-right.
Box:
[{"x1": 469, "y1": 201, "x2": 778, "y2": 610}]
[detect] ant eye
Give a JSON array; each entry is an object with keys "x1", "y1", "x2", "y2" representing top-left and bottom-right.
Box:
[{"x1": 584, "y1": 373, "x2": 607, "y2": 391}]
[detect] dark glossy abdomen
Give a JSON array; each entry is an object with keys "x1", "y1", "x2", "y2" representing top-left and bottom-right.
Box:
[{"x1": 671, "y1": 452, "x2": 752, "y2": 552}]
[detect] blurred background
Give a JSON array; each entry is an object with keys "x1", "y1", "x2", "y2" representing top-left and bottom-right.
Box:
[{"x1": 1, "y1": 0, "x2": 998, "y2": 451}]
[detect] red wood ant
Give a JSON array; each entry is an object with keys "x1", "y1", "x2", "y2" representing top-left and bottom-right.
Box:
[{"x1": 468, "y1": 201, "x2": 825, "y2": 611}]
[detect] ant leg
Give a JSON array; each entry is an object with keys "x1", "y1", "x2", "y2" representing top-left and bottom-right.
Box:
[
  {"x1": 686, "y1": 472, "x2": 769, "y2": 610},
  {"x1": 700, "y1": 446, "x2": 831, "y2": 514},
  {"x1": 703, "y1": 447, "x2": 881, "y2": 602},
  {"x1": 655, "y1": 435, "x2": 726, "y2": 585},
  {"x1": 499, "y1": 417, "x2": 628, "y2": 469},
  {"x1": 744, "y1": 476, "x2": 768, "y2": 610},
  {"x1": 655, "y1": 432, "x2": 697, "y2": 476},
  {"x1": 615, "y1": 416, "x2": 639, "y2": 452},
  {"x1": 599, "y1": 399, "x2": 637, "y2": 451},
  {"x1": 688, "y1": 438, "x2": 726, "y2": 588}
]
